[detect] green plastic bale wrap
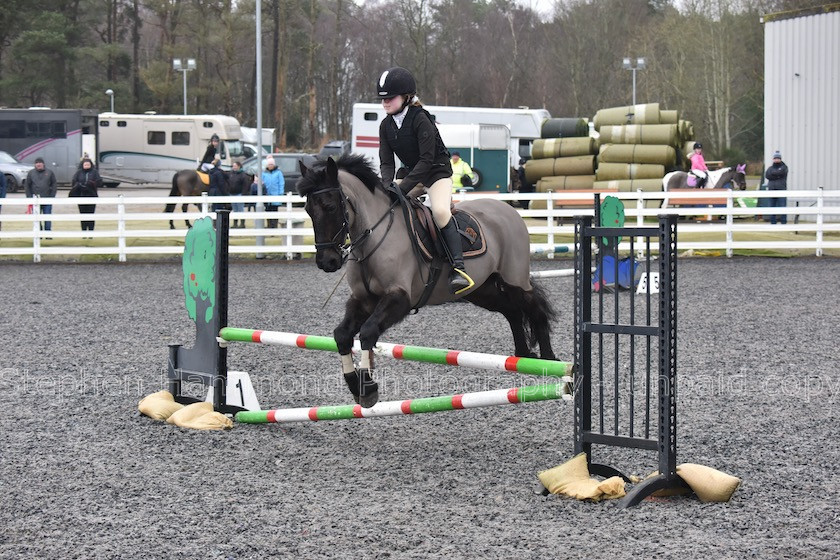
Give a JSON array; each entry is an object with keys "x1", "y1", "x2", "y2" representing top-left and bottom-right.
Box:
[
  {"x1": 660, "y1": 109, "x2": 679, "y2": 124},
  {"x1": 593, "y1": 103, "x2": 660, "y2": 128},
  {"x1": 540, "y1": 118, "x2": 589, "y2": 138},
  {"x1": 598, "y1": 144, "x2": 676, "y2": 167},
  {"x1": 598, "y1": 124, "x2": 678, "y2": 146},
  {"x1": 595, "y1": 162, "x2": 665, "y2": 181},
  {"x1": 532, "y1": 137, "x2": 595, "y2": 159},
  {"x1": 525, "y1": 156, "x2": 595, "y2": 183},
  {"x1": 593, "y1": 179, "x2": 664, "y2": 208},
  {"x1": 524, "y1": 158, "x2": 557, "y2": 183},
  {"x1": 536, "y1": 175, "x2": 596, "y2": 192}
]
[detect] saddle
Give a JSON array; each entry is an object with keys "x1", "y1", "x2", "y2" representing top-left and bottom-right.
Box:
[
  {"x1": 687, "y1": 170, "x2": 707, "y2": 188},
  {"x1": 196, "y1": 171, "x2": 211, "y2": 186},
  {"x1": 403, "y1": 197, "x2": 487, "y2": 261}
]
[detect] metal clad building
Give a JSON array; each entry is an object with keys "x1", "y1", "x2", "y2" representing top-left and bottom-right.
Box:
[{"x1": 763, "y1": 4, "x2": 839, "y2": 197}]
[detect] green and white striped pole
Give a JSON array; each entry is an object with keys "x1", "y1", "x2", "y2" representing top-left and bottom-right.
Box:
[
  {"x1": 235, "y1": 383, "x2": 570, "y2": 424},
  {"x1": 219, "y1": 328, "x2": 573, "y2": 380}
]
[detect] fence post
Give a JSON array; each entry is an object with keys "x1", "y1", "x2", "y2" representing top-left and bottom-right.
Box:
[
  {"x1": 32, "y1": 196, "x2": 41, "y2": 263},
  {"x1": 285, "y1": 195, "x2": 294, "y2": 260},
  {"x1": 201, "y1": 193, "x2": 209, "y2": 216},
  {"x1": 546, "y1": 191, "x2": 555, "y2": 260},
  {"x1": 118, "y1": 194, "x2": 126, "y2": 262},
  {"x1": 726, "y1": 190, "x2": 734, "y2": 258},
  {"x1": 636, "y1": 190, "x2": 644, "y2": 261},
  {"x1": 816, "y1": 187, "x2": 824, "y2": 257}
]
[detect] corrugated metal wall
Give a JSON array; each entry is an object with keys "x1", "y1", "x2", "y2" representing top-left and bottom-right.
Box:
[{"x1": 764, "y1": 8, "x2": 839, "y2": 194}]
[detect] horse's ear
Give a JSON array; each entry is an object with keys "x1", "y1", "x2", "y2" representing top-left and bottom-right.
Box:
[
  {"x1": 325, "y1": 156, "x2": 339, "y2": 184},
  {"x1": 299, "y1": 160, "x2": 309, "y2": 176}
]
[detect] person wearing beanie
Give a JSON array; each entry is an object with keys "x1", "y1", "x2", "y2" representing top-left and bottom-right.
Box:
[
  {"x1": 261, "y1": 155, "x2": 284, "y2": 228},
  {"x1": 26, "y1": 156, "x2": 58, "y2": 234},
  {"x1": 764, "y1": 150, "x2": 788, "y2": 225}
]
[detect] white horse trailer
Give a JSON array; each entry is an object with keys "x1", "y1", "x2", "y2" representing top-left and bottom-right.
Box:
[{"x1": 97, "y1": 113, "x2": 245, "y2": 184}]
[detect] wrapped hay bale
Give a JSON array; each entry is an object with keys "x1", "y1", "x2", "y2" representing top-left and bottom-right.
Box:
[
  {"x1": 660, "y1": 109, "x2": 679, "y2": 124},
  {"x1": 540, "y1": 117, "x2": 589, "y2": 138},
  {"x1": 525, "y1": 155, "x2": 595, "y2": 183},
  {"x1": 532, "y1": 137, "x2": 595, "y2": 159},
  {"x1": 598, "y1": 144, "x2": 677, "y2": 167},
  {"x1": 536, "y1": 175, "x2": 596, "y2": 192},
  {"x1": 598, "y1": 124, "x2": 679, "y2": 146},
  {"x1": 593, "y1": 103, "x2": 660, "y2": 128},
  {"x1": 679, "y1": 120, "x2": 695, "y2": 143},
  {"x1": 593, "y1": 179, "x2": 663, "y2": 208},
  {"x1": 595, "y1": 162, "x2": 665, "y2": 181}
]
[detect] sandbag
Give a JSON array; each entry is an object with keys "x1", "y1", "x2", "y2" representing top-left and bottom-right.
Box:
[
  {"x1": 593, "y1": 103, "x2": 661, "y2": 128},
  {"x1": 536, "y1": 175, "x2": 596, "y2": 192},
  {"x1": 676, "y1": 463, "x2": 741, "y2": 502},
  {"x1": 598, "y1": 124, "x2": 679, "y2": 146},
  {"x1": 167, "y1": 401, "x2": 233, "y2": 430},
  {"x1": 538, "y1": 453, "x2": 626, "y2": 501},
  {"x1": 595, "y1": 163, "x2": 665, "y2": 181},
  {"x1": 138, "y1": 390, "x2": 184, "y2": 421},
  {"x1": 532, "y1": 137, "x2": 595, "y2": 159},
  {"x1": 598, "y1": 144, "x2": 676, "y2": 167},
  {"x1": 541, "y1": 117, "x2": 589, "y2": 138}
]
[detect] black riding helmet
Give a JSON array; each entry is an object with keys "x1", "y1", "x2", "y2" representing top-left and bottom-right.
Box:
[
  {"x1": 693, "y1": 142, "x2": 702, "y2": 149},
  {"x1": 377, "y1": 67, "x2": 416, "y2": 99},
  {"x1": 211, "y1": 133, "x2": 220, "y2": 142}
]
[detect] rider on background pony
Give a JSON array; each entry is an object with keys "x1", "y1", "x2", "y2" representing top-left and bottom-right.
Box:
[
  {"x1": 688, "y1": 142, "x2": 709, "y2": 188},
  {"x1": 377, "y1": 66, "x2": 472, "y2": 294},
  {"x1": 199, "y1": 134, "x2": 220, "y2": 172}
]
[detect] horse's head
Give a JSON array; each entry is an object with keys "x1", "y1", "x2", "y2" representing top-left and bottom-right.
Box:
[{"x1": 298, "y1": 157, "x2": 347, "y2": 272}]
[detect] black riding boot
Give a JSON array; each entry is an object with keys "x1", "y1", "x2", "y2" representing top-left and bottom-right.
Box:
[{"x1": 441, "y1": 218, "x2": 472, "y2": 293}]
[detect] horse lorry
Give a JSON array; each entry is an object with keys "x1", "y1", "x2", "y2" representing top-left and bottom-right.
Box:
[{"x1": 351, "y1": 103, "x2": 549, "y2": 192}]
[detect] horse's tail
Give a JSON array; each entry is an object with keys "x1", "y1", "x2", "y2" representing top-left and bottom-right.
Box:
[
  {"x1": 522, "y1": 278, "x2": 558, "y2": 348},
  {"x1": 165, "y1": 172, "x2": 179, "y2": 213}
]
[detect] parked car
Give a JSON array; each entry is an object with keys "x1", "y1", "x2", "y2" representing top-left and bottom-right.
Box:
[
  {"x1": 318, "y1": 140, "x2": 351, "y2": 159},
  {"x1": 0, "y1": 150, "x2": 34, "y2": 193},
  {"x1": 241, "y1": 152, "x2": 318, "y2": 194}
]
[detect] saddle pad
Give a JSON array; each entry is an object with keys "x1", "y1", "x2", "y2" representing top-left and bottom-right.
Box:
[
  {"x1": 197, "y1": 171, "x2": 210, "y2": 186},
  {"x1": 407, "y1": 202, "x2": 487, "y2": 261}
]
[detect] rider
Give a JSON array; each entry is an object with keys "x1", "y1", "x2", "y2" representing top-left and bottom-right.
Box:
[
  {"x1": 376, "y1": 66, "x2": 472, "y2": 294},
  {"x1": 688, "y1": 142, "x2": 709, "y2": 188},
  {"x1": 199, "y1": 134, "x2": 221, "y2": 172}
]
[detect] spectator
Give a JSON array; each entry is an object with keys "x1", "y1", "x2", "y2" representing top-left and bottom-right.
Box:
[
  {"x1": 517, "y1": 158, "x2": 532, "y2": 209},
  {"x1": 25, "y1": 157, "x2": 58, "y2": 234},
  {"x1": 69, "y1": 157, "x2": 102, "y2": 233},
  {"x1": 688, "y1": 142, "x2": 708, "y2": 188},
  {"x1": 765, "y1": 150, "x2": 789, "y2": 225},
  {"x1": 450, "y1": 151, "x2": 473, "y2": 192},
  {"x1": 228, "y1": 161, "x2": 251, "y2": 228},
  {"x1": 199, "y1": 134, "x2": 220, "y2": 172},
  {"x1": 262, "y1": 155, "x2": 285, "y2": 228},
  {"x1": 207, "y1": 157, "x2": 228, "y2": 212}
]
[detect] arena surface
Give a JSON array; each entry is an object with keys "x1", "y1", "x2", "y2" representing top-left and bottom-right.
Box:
[{"x1": 2, "y1": 257, "x2": 839, "y2": 559}]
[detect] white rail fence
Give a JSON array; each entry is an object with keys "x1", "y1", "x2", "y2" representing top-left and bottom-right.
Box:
[{"x1": 0, "y1": 189, "x2": 838, "y2": 262}]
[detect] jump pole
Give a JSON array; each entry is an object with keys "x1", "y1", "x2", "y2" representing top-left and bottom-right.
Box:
[
  {"x1": 219, "y1": 328, "x2": 573, "y2": 381},
  {"x1": 236, "y1": 383, "x2": 569, "y2": 424}
]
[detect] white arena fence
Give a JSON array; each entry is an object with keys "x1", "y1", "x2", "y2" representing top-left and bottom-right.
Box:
[{"x1": 0, "y1": 189, "x2": 838, "y2": 262}]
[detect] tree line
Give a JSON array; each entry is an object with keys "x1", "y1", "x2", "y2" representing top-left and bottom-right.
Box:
[{"x1": 0, "y1": 0, "x2": 818, "y2": 161}]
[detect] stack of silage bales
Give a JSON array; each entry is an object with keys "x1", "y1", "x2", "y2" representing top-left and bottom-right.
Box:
[
  {"x1": 525, "y1": 118, "x2": 596, "y2": 209},
  {"x1": 592, "y1": 103, "x2": 697, "y2": 207}
]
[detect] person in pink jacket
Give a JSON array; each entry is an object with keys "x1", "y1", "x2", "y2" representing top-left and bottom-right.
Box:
[{"x1": 688, "y1": 142, "x2": 708, "y2": 187}]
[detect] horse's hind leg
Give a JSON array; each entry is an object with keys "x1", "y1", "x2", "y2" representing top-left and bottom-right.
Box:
[
  {"x1": 463, "y1": 275, "x2": 533, "y2": 357},
  {"x1": 517, "y1": 280, "x2": 558, "y2": 360},
  {"x1": 182, "y1": 203, "x2": 192, "y2": 228}
]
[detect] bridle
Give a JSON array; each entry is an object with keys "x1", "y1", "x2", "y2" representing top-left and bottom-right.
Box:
[{"x1": 307, "y1": 184, "x2": 398, "y2": 266}]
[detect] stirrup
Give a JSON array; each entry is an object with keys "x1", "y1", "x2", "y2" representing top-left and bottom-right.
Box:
[{"x1": 450, "y1": 267, "x2": 475, "y2": 295}]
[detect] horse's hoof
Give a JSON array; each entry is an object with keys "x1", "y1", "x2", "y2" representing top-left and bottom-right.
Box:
[
  {"x1": 358, "y1": 389, "x2": 379, "y2": 408},
  {"x1": 343, "y1": 371, "x2": 361, "y2": 400}
]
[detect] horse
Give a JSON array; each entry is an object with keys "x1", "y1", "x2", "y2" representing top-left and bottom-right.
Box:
[
  {"x1": 297, "y1": 153, "x2": 558, "y2": 408},
  {"x1": 662, "y1": 164, "x2": 747, "y2": 191},
  {"x1": 165, "y1": 169, "x2": 236, "y2": 229}
]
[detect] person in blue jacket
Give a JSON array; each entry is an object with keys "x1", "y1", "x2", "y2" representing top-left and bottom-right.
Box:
[{"x1": 261, "y1": 155, "x2": 285, "y2": 228}]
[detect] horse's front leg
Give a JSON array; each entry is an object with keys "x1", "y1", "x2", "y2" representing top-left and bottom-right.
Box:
[
  {"x1": 182, "y1": 203, "x2": 192, "y2": 228},
  {"x1": 334, "y1": 296, "x2": 372, "y2": 405},
  {"x1": 351, "y1": 289, "x2": 412, "y2": 408}
]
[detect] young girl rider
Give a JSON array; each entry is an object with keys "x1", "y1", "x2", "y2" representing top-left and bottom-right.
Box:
[
  {"x1": 376, "y1": 66, "x2": 472, "y2": 294},
  {"x1": 688, "y1": 141, "x2": 709, "y2": 188}
]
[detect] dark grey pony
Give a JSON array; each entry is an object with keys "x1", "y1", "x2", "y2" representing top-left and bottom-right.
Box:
[
  {"x1": 297, "y1": 154, "x2": 558, "y2": 407},
  {"x1": 165, "y1": 169, "x2": 235, "y2": 229},
  {"x1": 662, "y1": 164, "x2": 747, "y2": 191}
]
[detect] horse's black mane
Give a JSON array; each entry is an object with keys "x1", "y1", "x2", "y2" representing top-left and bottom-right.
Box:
[{"x1": 296, "y1": 153, "x2": 380, "y2": 196}]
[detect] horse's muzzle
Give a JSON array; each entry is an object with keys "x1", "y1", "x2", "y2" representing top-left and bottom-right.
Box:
[{"x1": 315, "y1": 248, "x2": 342, "y2": 272}]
